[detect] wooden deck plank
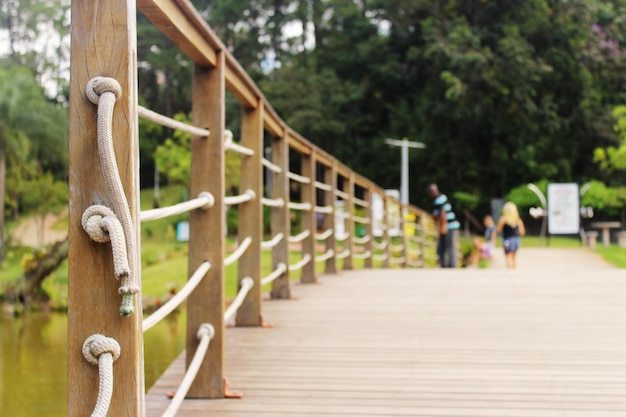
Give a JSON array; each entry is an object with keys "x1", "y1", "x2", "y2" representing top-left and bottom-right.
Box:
[{"x1": 146, "y1": 248, "x2": 626, "y2": 416}]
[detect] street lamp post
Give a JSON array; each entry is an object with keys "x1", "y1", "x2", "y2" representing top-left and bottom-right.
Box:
[{"x1": 384, "y1": 138, "x2": 426, "y2": 206}]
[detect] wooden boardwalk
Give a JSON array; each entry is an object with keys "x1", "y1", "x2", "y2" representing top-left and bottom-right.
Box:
[{"x1": 146, "y1": 248, "x2": 626, "y2": 416}]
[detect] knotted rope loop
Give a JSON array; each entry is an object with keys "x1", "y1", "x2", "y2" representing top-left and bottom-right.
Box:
[
  {"x1": 86, "y1": 77, "x2": 122, "y2": 105},
  {"x1": 82, "y1": 334, "x2": 122, "y2": 365},
  {"x1": 82, "y1": 205, "x2": 130, "y2": 279},
  {"x1": 86, "y1": 77, "x2": 139, "y2": 317},
  {"x1": 197, "y1": 323, "x2": 215, "y2": 341},
  {"x1": 82, "y1": 334, "x2": 121, "y2": 417}
]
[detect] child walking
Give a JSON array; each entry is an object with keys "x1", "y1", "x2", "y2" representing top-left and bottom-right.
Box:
[{"x1": 496, "y1": 202, "x2": 525, "y2": 268}]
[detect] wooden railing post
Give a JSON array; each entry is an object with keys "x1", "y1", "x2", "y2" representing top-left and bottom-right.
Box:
[
  {"x1": 399, "y1": 204, "x2": 409, "y2": 268},
  {"x1": 68, "y1": 1, "x2": 143, "y2": 416},
  {"x1": 363, "y1": 186, "x2": 373, "y2": 269},
  {"x1": 187, "y1": 56, "x2": 225, "y2": 398},
  {"x1": 301, "y1": 149, "x2": 317, "y2": 283},
  {"x1": 418, "y1": 213, "x2": 427, "y2": 267},
  {"x1": 324, "y1": 163, "x2": 338, "y2": 274},
  {"x1": 270, "y1": 131, "x2": 291, "y2": 299},
  {"x1": 237, "y1": 101, "x2": 264, "y2": 326},
  {"x1": 381, "y1": 193, "x2": 391, "y2": 268},
  {"x1": 344, "y1": 172, "x2": 355, "y2": 270}
]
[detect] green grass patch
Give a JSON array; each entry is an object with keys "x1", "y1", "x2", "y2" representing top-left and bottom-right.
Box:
[{"x1": 594, "y1": 245, "x2": 626, "y2": 268}]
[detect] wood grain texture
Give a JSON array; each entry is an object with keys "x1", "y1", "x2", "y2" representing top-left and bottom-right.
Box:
[
  {"x1": 270, "y1": 130, "x2": 292, "y2": 300},
  {"x1": 186, "y1": 58, "x2": 225, "y2": 398},
  {"x1": 68, "y1": 1, "x2": 143, "y2": 416},
  {"x1": 236, "y1": 102, "x2": 264, "y2": 326},
  {"x1": 146, "y1": 248, "x2": 626, "y2": 417},
  {"x1": 300, "y1": 150, "x2": 317, "y2": 283}
]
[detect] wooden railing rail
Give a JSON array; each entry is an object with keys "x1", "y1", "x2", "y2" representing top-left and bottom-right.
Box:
[{"x1": 68, "y1": 1, "x2": 438, "y2": 416}]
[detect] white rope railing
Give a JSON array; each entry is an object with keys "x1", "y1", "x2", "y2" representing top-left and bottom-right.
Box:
[
  {"x1": 287, "y1": 171, "x2": 311, "y2": 184},
  {"x1": 372, "y1": 254, "x2": 388, "y2": 262},
  {"x1": 390, "y1": 244, "x2": 405, "y2": 252},
  {"x1": 261, "y1": 262, "x2": 287, "y2": 286},
  {"x1": 335, "y1": 189, "x2": 350, "y2": 200},
  {"x1": 336, "y1": 250, "x2": 351, "y2": 259},
  {"x1": 288, "y1": 230, "x2": 311, "y2": 243},
  {"x1": 261, "y1": 197, "x2": 285, "y2": 207},
  {"x1": 262, "y1": 157, "x2": 282, "y2": 173},
  {"x1": 353, "y1": 250, "x2": 372, "y2": 259},
  {"x1": 353, "y1": 197, "x2": 370, "y2": 207},
  {"x1": 142, "y1": 261, "x2": 211, "y2": 332},
  {"x1": 224, "y1": 277, "x2": 254, "y2": 323},
  {"x1": 86, "y1": 77, "x2": 139, "y2": 316},
  {"x1": 336, "y1": 232, "x2": 350, "y2": 242},
  {"x1": 224, "y1": 130, "x2": 254, "y2": 155},
  {"x1": 315, "y1": 229, "x2": 333, "y2": 241},
  {"x1": 353, "y1": 235, "x2": 371, "y2": 245},
  {"x1": 224, "y1": 189, "x2": 255, "y2": 206},
  {"x1": 353, "y1": 215, "x2": 371, "y2": 224},
  {"x1": 160, "y1": 324, "x2": 215, "y2": 417},
  {"x1": 82, "y1": 205, "x2": 130, "y2": 282},
  {"x1": 390, "y1": 256, "x2": 406, "y2": 264},
  {"x1": 373, "y1": 240, "x2": 388, "y2": 250},
  {"x1": 315, "y1": 249, "x2": 335, "y2": 263},
  {"x1": 138, "y1": 105, "x2": 210, "y2": 137},
  {"x1": 261, "y1": 233, "x2": 284, "y2": 250},
  {"x1": 82, "y1": 334, "x2": 121, "y2": 417},
  {"x1": 288, "y1": 254, "x2": 312, "y2": 271},
  {"x1": 140, "y1": 192, "x2": 215, "y2": 222},
  {"x1": 409, "y1": 235, "x2": 422, "y2": 243},
  {"x1": 288, "y1": 201, "x2": 312, "y2": 211},
  {"x1": 406, "y1": 247, "x2": 422, "y2": 257},
  {"x1": 314, "y1": 205, "x2": 333, "y2": 214},
  {"x1": 407, "y1": 259, "x2": 423, "y2": 267},
  {"x1": 224, "y1": 237, "x2": 252, "y2": 267},
  {"x1": 314, "y1": 181, "x2": 333, "y2": 191}
]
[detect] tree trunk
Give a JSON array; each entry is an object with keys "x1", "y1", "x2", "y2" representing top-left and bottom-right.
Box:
[{"x1": 11, "y1": 238, "x2": 68, "y2": 307}]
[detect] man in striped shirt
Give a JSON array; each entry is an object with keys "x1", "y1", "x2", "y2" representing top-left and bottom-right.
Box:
[{"x1": 427, "y1": 184, "x2": 460, "y2": 268}]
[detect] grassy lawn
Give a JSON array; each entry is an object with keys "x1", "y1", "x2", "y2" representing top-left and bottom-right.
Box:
[{"x1": 594, "y1": 245, "x2": 626, "y2": 268}]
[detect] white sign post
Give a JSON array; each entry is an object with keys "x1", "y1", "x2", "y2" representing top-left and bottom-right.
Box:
[{"x1": 547, "y1": 183, "x2": 580, "y2": 234}]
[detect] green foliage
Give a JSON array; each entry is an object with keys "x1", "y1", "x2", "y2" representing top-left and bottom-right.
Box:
[
  {"x1": 0, "y1": 65, "x2": 68, "y2": 227},
  {"x1": 580, "y1": 180, "x2": 626, "y2": 216},
  {"x1": 452, "y1": 191, "x2": 480, "y2": 212},
  {"x1": 505, "y1": 180, "x2": 549, "y2": 213},
  {"x1": 19, "y1": 173, "x2": 68, "y2": 216},
  {"x1": 153, "y1": 113, "x2": 241, "y2": 192},
  {"x1": 595, "y1": 105, "x2": 626, "y2": 172}
]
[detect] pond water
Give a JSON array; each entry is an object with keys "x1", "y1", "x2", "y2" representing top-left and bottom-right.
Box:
[{"x1": 1, "y1": 311, "x2": 186, "y2": 417}]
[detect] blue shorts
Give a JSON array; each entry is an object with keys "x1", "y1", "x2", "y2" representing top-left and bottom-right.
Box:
[{"x1": 503, "y1": 237, "x2": 520, "y2": 254}]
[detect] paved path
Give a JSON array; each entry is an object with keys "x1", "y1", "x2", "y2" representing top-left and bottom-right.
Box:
[
  {"x1": 10, "y1": 209, "x2": 67, "y2": 246},
  {"x1": 146, "y1": 248, "x2": 626, "y2": 417}
]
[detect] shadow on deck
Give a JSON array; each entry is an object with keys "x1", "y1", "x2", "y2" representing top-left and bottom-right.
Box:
[{"x1": 146, "y1": 248, "x2": 626, "y2": 417}]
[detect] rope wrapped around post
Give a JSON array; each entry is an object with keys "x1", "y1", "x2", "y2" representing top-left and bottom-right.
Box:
[
  {"x1": 85, "y1": 77, "x2": 139, "y2": 316},
  {"x1": 82, "y1": 205, "x2": 130, "y2": 281},
  {"x1": 82, "y1": 334, "x2": 122, "y2": 417}
]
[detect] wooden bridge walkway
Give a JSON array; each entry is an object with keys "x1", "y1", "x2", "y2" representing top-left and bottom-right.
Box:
[{"x1": 146, "y1": 248, "x2": 626, "y2": 417}]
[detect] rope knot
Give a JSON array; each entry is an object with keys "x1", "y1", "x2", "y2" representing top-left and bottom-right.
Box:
[
  {"x1": 82, "y1": 334, "x2": 121, "y2": 366},
  {"x1": 86, "y1": 77, "x2": 122, "y2": 104},
  {"x1": 82, "y1": 205, "x2": 130, "y2": 279},
  {"x1": 196, "y1": 323, "x2": 215, "y2": 340}
]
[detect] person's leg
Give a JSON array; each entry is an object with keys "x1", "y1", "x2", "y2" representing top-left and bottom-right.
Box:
[
  {"x1": 505, "y1": 253, "x2": 514, "y2": 268},
  {"x1": 437, "y1": 234, "x2": 446, "y2": 267},
  {"x1": 448, "y1": 230, "x2": 457, "y2": 268}
]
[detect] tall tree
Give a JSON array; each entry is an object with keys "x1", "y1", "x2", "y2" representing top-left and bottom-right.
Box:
[
  {"x1": 0, "y1": 0, "x2": 71, "y2": 102},
  {"x1": 0, "y1": 65, "x2": 67, "y2": 258}
]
